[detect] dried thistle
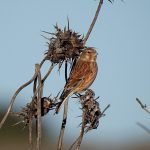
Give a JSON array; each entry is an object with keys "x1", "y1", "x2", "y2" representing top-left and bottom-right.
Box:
[
  {"x1": 79, "y1": 89, "x2": 101, "y2": 131},
  {"x1": 15, "y1": 96, "x2": 58, "y2": 126},
  {"x1": 44, "y1": 23, "x2": 85, "y2": 66},
  {"x1": 70, "y1": 89, "x2": 110, "y2": 150}
]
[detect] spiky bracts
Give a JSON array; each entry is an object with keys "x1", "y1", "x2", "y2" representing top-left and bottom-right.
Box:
[
  {"x1": 79, "y1": 89, "x2": 101, "y2": 131},
  {"x1": 15, "y1": 96, "x2": 58, "y2": 126},
  {"x1": 44, "y1": 24, "x2": 85, "y2": 66}
]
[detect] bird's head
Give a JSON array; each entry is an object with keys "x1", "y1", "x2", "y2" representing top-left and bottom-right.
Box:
[{"x1": 80, "y1": 47, "x2": 97, "y2": 62}]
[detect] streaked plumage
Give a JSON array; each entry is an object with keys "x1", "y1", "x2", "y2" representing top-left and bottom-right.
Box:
[{"x1": 56, "y1": 47, "x2": 98, "y2": 113}]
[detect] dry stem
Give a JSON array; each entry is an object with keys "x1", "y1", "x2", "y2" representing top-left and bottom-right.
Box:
[
  {"x1": 75, "y1": 112, "x2": 86, "y2": 150},
  {"x1": 29, "y1": 116, "x2": 33, "y2": 150},
  {"x1": 36, "y1": 64, "x2": 42, "y2": 150},
  {"x1": 42, "y1": 63, "x2": 54, "y2": 82},
  {"x1": 0, "y1": 69, "x2": 37, "y2": 129},
  {"x1": 69, "y1": 104, "x2": 110, "y2": 150},
  {"x1": 0, "y1": 58, "x2": 46, "y2": 129},
  {"x1": 83, "y1": 0, "x2": 104, "y2": 45},
  {"x1": 136, "y1": 98, "x2": 150, "y2": 114},
  {"x1": 136, "y1": 98, "x2": 150, "y2": 135},
  {"x1": 57, "y1": 100, "x2": 68, "y2": 150},
  {"x1": 56, "y1": 61, "x2": 68, "y2": 150}
]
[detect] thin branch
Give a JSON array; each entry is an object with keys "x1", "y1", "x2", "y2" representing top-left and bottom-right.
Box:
[
  {"x1": 137, "y1": 122, "x2": 150, "y2": 134},
  {"x1": 69, "y1": 104, "x2": 110, "y2": 150},
  {"x1": 101, "y1": 104, "x2": 110, "y2": 115},
  {"x1": 56, "y1": 61, "x2": 69, "y2": 150},
  {"x1": 75, "y1": 113, "x2": 86, "y2": 150},
  {"x1": 33, "y1": 77, "x2": 38, "y2": 94},
  {"x1": 65, "y1": 61, "x2": 68, "y2": 83},
  {"x1": 36, "y1": 64, "x2": 42, "y2": 150},
  {"x1": 57, "y1": 100, "x2": 68, "y2": 150},
  {"x1": 136, "y1": 98, "x2": 150, "y2": 114},
  {"x1": 68, "y1": 121, "x2": 85, "y2": 150},
  {"x1": 36, "y1": 63, "x2": 54, "y2": 150},
  {"x1": 42, "y1": 63, "x2": 54, "y2": 83},
  {"x1": 69, "y1": 137, "x2": 79, "y2": 150},
  {"x1": 40, "y1": 57, "x2": 46, "y2": 67},
  {"x1": 29, "y1": 116, "x2": 33, "y2": 150},
  {"x1": 0, "y1": 58, "x2": 46, "y2": 129},
  {"x1": 83, "y1": 0, "x2": 104, "y2": 45},
  {"x1": 0, "y1": 70, "x2": 37, "y2": 129},
  {"x1": 30, "y1": 64, "x2": 54, "y2": 104}
]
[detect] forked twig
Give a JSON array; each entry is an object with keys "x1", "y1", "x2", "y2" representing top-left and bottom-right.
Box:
[
  {"x1": 83, "y1": 0, "x2": 104, "y2": 45},
  {"x1": 136, "y1": 98, "x2": 150, "y2": 135},
  {"x1": 57, "y1": 100, "x2": 69, "y2": 150},
  {"x1": 29, "y1": 63, "x2": 54, "y2": 105},
  {"x1": 31, "y1": 63, "x2": 54, "y2": 150},
  {"x1": 136, "y1": 98, "x2": 150, "y2": 114},
  {"x1": 0, "y1": 58, "x2": 46, "y2": 129},
  {"x1": 0, "y1": 68, "x2": 37, "y2": 129}
]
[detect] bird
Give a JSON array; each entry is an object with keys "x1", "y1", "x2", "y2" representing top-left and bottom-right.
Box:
[{"x1": 56, "y1": 47, "x2": 98, "y2": 113}]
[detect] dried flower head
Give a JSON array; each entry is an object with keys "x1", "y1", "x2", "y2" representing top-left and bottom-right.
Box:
[
  {"x1": 44, "y1": 23, "x2": 85, "y2": 66},
  {"x1": 15, "y1": 96, "x2": 58, "y2": 126},
  {"x1": 79, "y1": 89, "x2": 101, "y2": 131}
]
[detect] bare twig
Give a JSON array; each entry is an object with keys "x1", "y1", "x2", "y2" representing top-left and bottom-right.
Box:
[
  {"x1": 40, "y1": 57, "x2": 46, "y2": 67},
  {"x1": 29, "y1": 116, "x2": 33, "y2": 150},
  {"x1": 65, "y1": 61, "x2": 68, "y2": 83},
  {"x1": 33, "y1": 77, "x2": 38, "y2": 94},
  {"x1": 0, "y1": 69, "x2": 37, "y2": 129},
  {"x1": 136, "y1": 98, "x2": 150, "y2": 114},
  {"x1": 75, "y1": 112, "x2": 86, "y2": 150},
  {"x1": 136, "y1": 98, "x2": 150, "y2": 135},
  {"x1": 83, "y1": 0, "x2": 104, "y2": 45},
  {"x1": 101, "y1": 104, "x2": 110, "y2": 115},
  {"x1": 69, "y1": 137, "x2": 79, "y2": 150},
  {"x1": 27, "y1": 62, "x2": 53, "y2": 150},
  {"x1": 41, "y1": 63, "x2": 54, "y2": 83},
  {"x1": 56, "y1": 61, "x2": 69, "y2": 150},
  {"x1": 69, "y1": 103, "x2": 110, "y2": 150},
  {"x1": 137, "y1": 122, "x2": 150, "y2": 134},
  {"x1": 57, "y1": 100, "x2": 69, "y2": 150},
  {"x1": 36, "y1": 64, "x2": 42, "y2": 150},
  {"x1": 0, "y1": 58, "x2": 46, "y2": 129}
]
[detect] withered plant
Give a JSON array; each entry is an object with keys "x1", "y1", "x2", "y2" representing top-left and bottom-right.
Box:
[
  {"x1": 136, "y1": 98, "x2": 150, "y2": 134},
  {"x1": 0, "y1": 0, "x2": 112, "y2": 150},
  {"x1": 69, "y1": 89, "x2": 110, "y2": 150}
]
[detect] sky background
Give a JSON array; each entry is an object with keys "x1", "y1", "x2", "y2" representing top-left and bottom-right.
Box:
[{"x1": 0, "y1": 0, "x2": 150, "y2": 148}]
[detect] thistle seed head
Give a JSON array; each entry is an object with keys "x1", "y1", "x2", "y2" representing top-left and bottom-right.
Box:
[
  {"x1": 44, "y1": 24, "x2": 85, "y2": 65},
  {"x1": 79, "y1": 89, "x2": 101, "y2": 130},
  {"x1": 15, "y1": 96, "x2": 58, "y2": 126}
]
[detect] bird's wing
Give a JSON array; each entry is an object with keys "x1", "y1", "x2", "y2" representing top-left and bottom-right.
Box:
[
  {"x1": 63, "y1": 60, "x2": 90, "y2": 94},
  {"x1": 56, "y1": 60, "x2": 91, "y2": 114},
  {"x1": 56, "y1": 78, "x2": 83, "y2": 114}
]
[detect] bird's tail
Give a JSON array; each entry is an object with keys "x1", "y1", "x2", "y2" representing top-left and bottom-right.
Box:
[{"x1": 55, "y1": 91, "x2": 73, "y2": 114}]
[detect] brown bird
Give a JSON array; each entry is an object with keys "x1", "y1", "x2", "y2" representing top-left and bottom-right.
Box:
[{"x1": 56, "y1": 47, "x2": 98, "y2": 113}]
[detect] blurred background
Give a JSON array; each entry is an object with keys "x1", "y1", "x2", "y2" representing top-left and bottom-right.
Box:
[{"x1": 0, "y1": 0, "x2": 150, "y2": 150}]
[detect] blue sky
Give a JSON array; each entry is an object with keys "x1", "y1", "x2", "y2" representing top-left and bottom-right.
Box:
[{"x1": 0, "y1": 0, "x2": 150, "y2": 146}]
